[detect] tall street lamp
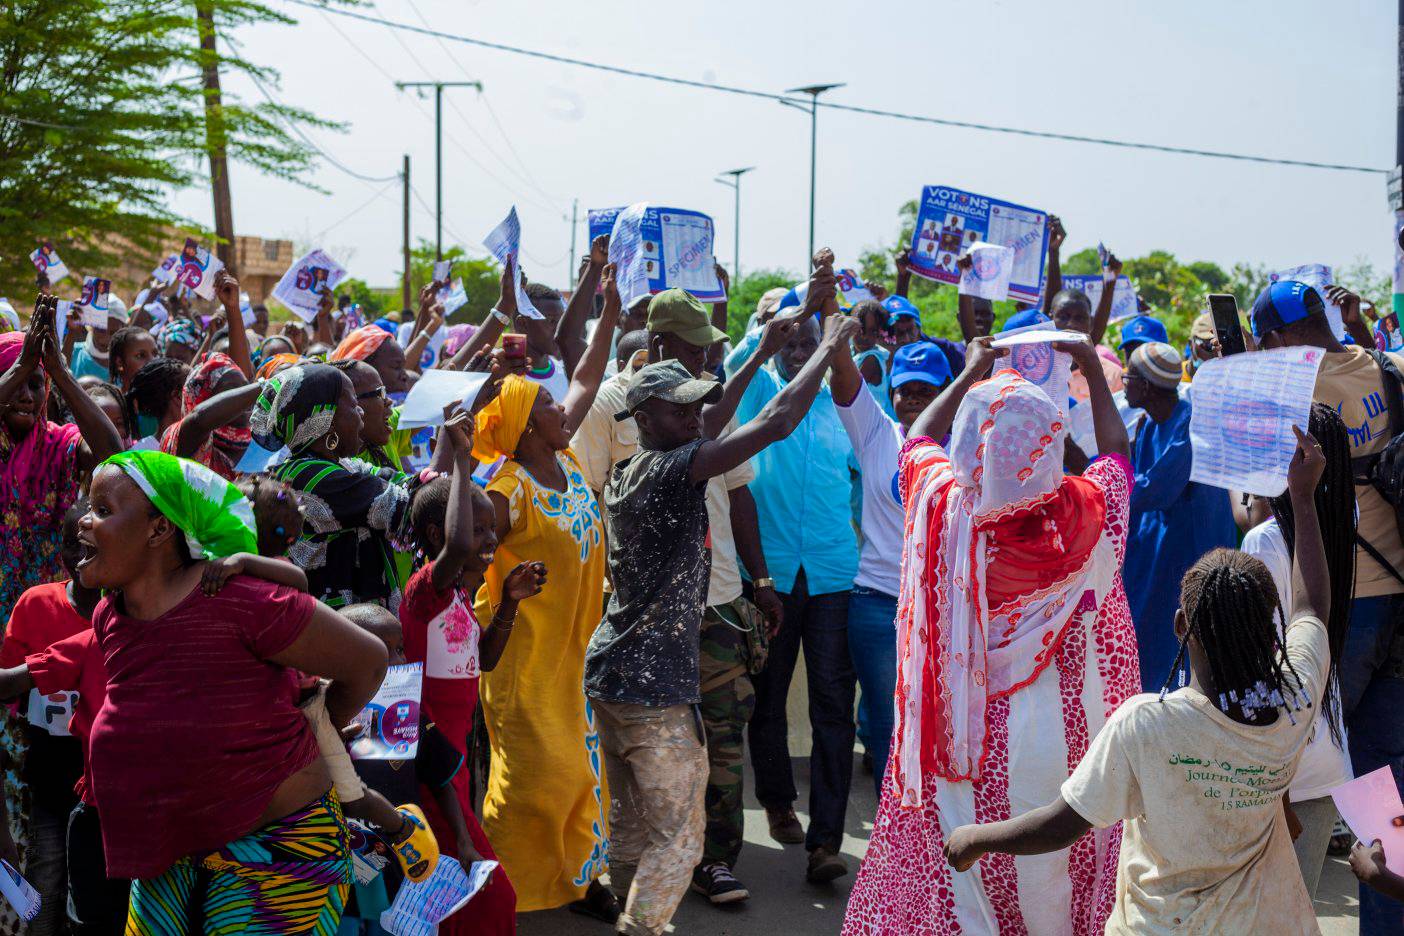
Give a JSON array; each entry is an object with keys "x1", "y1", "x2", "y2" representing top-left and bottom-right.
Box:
[
  {"x1": 782, "y1": 83, "x2": 844, "y2": 268},
  {"x1": 715, "y1": 167, "x2": 754, "y2": 283}
]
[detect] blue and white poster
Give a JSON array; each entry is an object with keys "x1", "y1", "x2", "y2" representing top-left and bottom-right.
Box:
[
  {"x1": 589, "y1": 205, "x2": 724, "y2": 303},
  {"x1": 1059, "y1": 275, "x2": 1139, "y2": 323},
  {"x1": 908, "y1": 185, "x2": 1049, "y2": 304}
]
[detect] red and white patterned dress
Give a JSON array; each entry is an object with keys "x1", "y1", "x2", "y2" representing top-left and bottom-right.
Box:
[{"x1": 844, "y1": 372, "x2": 1141, "y2": 936}]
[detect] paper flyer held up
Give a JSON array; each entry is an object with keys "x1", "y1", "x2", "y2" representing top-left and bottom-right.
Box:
[
  {"x1": 174, "y1": 238, "x2": 224, "y2": 301},
  {"x1": 350, "y1": 663, "x2": 424, "y2": 760},
  {"x1": 958, "y1": 242, "x2": 1014, "y2": 301},
  {"x1": 1188, "y1": 346, "x2": 1324, "y2": 497},
  {"x1": 991, "y1": 322, "x2": 1074, "y2": 412},
  {"x1": 483, "y1": 207, "x2": 542, "y2": 320},
  {"x1": 273, "y1": 249, "x2": 348, "y2": 322},
  {"x1": 1060, "y1": 275, "x2": 1140, "y2": 324},
  {"x1": 29, "y1": 241, "x2": 68, "y2": 284},
  {"x1": 437, "y1": 277, "x2": 468, "y2": 315},
  {"x1": 396, "y1": 369, "x2": 490, "y2": 429},
  {"x1": 77, "y1": 276, "x2": 112, "y2": 328},
  {"x1": 907, "y1": 185, "x2": 1049, "y2": 304},
  {"x1": 591, "y1": 204, "x2": 724, "y2": 303},
  {"x1": 1331, "y1": 766, "x2": 1404, "y2": 854}
]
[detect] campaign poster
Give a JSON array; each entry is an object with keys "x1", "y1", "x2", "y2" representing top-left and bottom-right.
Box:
[
  {"x1": 29, "y1": 241, "x2": 68, "y2": 284},
  {"x1": 589, "y1": 205, "x2": 725, "y2": 303},
  {"x1": 1059, "y1": 275, "x2": 1140, "y2": 323},
  {"x1": 175, "y1": 237, "x2": 224, "y2": 301},
  {"x1": 77, "y1": 276, "x2": 111, "y2": 328},
  {"x1": 349, "y1": 663, "x2": 423, "y2": 760},
  {"x1": 273, "y1": 248, "x2": 348, "y2": 322},
  {"x1": 908, "y1": 185, "x2": 1049, "y2": 304}
]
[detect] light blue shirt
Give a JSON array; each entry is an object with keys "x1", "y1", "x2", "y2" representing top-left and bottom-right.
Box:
[
  {"x1": 70, "y1": 343, "x2": 109, "y2": 381},
  {"x1": 725, "y1": 330, "x2": 858, "y2": 595}
]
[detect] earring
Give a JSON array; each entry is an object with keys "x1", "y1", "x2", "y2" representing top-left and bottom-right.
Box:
[{"x1": 325, "y1": 430, "x2": 340, "y2": 451}]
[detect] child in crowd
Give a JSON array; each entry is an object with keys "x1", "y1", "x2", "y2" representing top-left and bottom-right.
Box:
[
  {"x1": 106, "y1": 326, "x2": 157, "y2": 394},
  {"x1": 943, "y1": 428, "x2": 1332, "y2": 934},
  {"x1": 399, "y1": 407, "x2": 543, "y2": 934}
]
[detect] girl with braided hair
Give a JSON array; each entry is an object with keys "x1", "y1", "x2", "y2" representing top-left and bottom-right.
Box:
[
  {"x1": 125, "y1": 357, "x2": 189, "y2": 447},
  {"x1": 943, "y1": 427, "x2": 1333, "y2": 934},
  {"x1": 1242, "y1": 402, "x2": 1356, "y2": 898}
]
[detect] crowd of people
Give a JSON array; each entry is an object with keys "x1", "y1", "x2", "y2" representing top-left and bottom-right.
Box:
[{"x1": 0, "y1": 216, "x2": 1402, "y2": 936}]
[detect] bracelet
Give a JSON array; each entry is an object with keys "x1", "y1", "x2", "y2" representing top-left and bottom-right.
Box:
[
  {"x1": 752, "y1": 577, "x2": 774, "y2": 591},
  {"x1": 491, "y1": 608, "x2": 516, "y2": 629},
  {"x1": 490, "y1": 307, "x2": 511, "y2": 326}
]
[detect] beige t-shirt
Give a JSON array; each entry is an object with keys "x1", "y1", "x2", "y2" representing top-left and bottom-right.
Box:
[
  {"x1": 1313, "y1": 346, "x2": 1404, "y2": 597},
  {"x1": 573, "y1": 367, "x2": 753, "y2": 606},
  {"x1": 1061, "y1": 614, "x2": 1329, "y2": 935}
]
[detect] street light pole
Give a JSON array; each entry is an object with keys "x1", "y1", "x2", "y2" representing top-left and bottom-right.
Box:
[
  {"x1": 784, "y1": 83, "x2": 844, "y2": 266},
  {"x1": 715, "y1": 167, "x2": 754, "y2": 283},
  {"x1": 394, "y1": 80, "x2": 483, "y2": 260}
]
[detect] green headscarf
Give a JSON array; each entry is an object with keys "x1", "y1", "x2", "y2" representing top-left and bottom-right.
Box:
[{"x1": 102, "y1": 450, "x2": 258, "y2": 559}]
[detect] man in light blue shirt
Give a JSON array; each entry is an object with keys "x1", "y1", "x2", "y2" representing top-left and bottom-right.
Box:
[{"x1": 725, "y1": 313, "x2": 859, "y2": 882}]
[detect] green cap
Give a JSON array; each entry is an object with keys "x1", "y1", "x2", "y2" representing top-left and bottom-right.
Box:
[
  {"x1": 617, "y1": 360, "x2": 722, "y2": 421},
  {"x1": 646, "y1": 288, "x2": 728, "y2": 347}
]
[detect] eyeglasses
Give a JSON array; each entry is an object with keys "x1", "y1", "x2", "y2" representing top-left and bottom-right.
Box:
[{"x1": 356, "y1": 386, "x2": 387, "y2": 403}]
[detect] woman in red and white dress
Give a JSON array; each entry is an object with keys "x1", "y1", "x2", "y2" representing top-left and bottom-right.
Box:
[{"x1": 844, "y1": 338, "x2": 1141, "y2": 936}]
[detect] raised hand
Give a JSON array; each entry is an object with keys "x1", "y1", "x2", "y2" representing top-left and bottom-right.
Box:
[
  {"x1": 1048, "y1": 215, "x2": 1066, "y2": 252},
  {"x1": 600, "y1": 263, "x2": 620, "y2": 314},
  {"x1": 714, "y1": 261, "x2": 731, "y2": 296},
  {"x1": 821, "y1": 311, "x2": 860, "y2": 347},
  {"x1": 1326, "y1": 285, "x2": 1363, "y2": 326},
  {"x1": 442, "y1": 404, "x2": 475, "y2": 454},
  {"x1": 497, "y1": 257, "x2": 518, "y2": 317},
  {"x1": 503, "y1": 560, "x2": 547, "y2": 601},
  {"x1": 589, "y1": 234, "x2": 609, "y2": 267},
  {"x1": 1286, "y1": 425, "x2": 1325, "y2": 499},
  {"x1": 964, "y1": 335, "x2": 1009, "y2": 380},
  {"x1": 214, "y1": 269, "x2": 240, "y2": 311}
]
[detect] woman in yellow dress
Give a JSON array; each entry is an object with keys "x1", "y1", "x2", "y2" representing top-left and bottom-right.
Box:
[{"x1": 473, "y1": 269, "x2": 621, "y2": 918}]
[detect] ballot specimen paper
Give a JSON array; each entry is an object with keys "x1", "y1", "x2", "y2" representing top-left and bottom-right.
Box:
[
  {"x1": 380, "y1": 858, "x2": 499, "y2": 936},
  {"x1": 990, "y1": 325, "x2": 1079, "y2": 412},
  {"x1": 958, "y1": 242, "x2": 1014, "y2": 301},
  {"x1": 1188, "y1": 346, "x2": 1324, "y2": 497},
  {"x1": 483, "y1": 207, "x2": 541, "y2": 320}
]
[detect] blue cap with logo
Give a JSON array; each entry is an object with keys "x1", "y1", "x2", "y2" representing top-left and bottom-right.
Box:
[
  {"x1": 1117, "y1": 314, "x2": 1169, "y2": 352},
  {"x1": 999, "y1": 308, "x2": 1051, "y2": 333},
  {"x1": 890, "y1": 340, "x2": 953, "y2": 390},
  {"x1": 1250, "y1": 280, "x2": 1324, "y2": 338},
  {"x1": 882, "y1": 295, "x2": 920, "y2": 323}
]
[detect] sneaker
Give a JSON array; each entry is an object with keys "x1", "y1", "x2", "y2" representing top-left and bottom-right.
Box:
[
  {"x1": 692, "y1": 862, "x2": 750, "y2": 904},
  {"x1": 766, "y1": 806, "x2": 805, "y2": 845},
  {"x1": 806, "y1": 845, "x2": 849, "y2": 883}
]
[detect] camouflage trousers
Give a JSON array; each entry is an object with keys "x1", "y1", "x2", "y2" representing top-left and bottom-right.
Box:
[{"x1": 699, "y1": 602, "x2": 758, "y2": 868}]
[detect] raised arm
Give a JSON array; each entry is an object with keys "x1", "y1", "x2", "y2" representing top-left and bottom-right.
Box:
[
  {"x1": 1041, "y1": 215, "x2": 1065, "y2": 314},
  {"x1": 1088, "y1": 254, "x2": 1121, "y2": 346},
  {"x1": 828, "y1": 312, "x2": 864, "y2": 407},
  {"x1": 689, "y1": 313, "x2": 858, "y2": 486},
  {"x1": 1056, "y1": 337, "x2": 1129, "y2": 460},
  {"x1": 705, "y1": 303, "x2": 814, "y2": 438},
  {"x1": 706, "y1": 262, "x2": 731, "y2": 373},
  {"x1": 429, "y1": 412, "x2": 477, "y2": 594},
  {"x1": 35, "y1": 299, "x2": 123, "y2": 467},
  {"x1": 908, "y1": 336, "x2": 1006, "y2": 442},
  {"x1": 214, "y1": 271, "x2": 254, "y2": 379},
  {"x1": 562, "y1": 263, "x2": 622, "y2": 437},
  {"x1": 954, "y1": 255, "x2": 982, "y2": 343},
  {"x1": 0, "y1": 304, "x2": 44, "y2": 408},
  {"x1": 173, "y1": 381, "x2": 262, "y2": 459},
  {"x1": 1327, "y1": 286, "x2": 1376, "y2": 350},
  {"x1": 403, "y1": 307, "x2": 443, "y2": 374},
  {"x1": 444, "y1": 262, "x2": 515, "y2": 371},
  {"x1": 894, "y1": 249, "x2": 913, "y2": 299},
  {"x1": 1287, "y1": 426, "x2": 1329, "y2": 626},
  {"x1": 557, "y1": 236, "x2": 608, "y2": 377}
]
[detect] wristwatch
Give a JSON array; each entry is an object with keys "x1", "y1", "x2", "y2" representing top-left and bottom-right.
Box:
[{"x1": 753, "y1": 577, "x2": 775, "y2": 591}]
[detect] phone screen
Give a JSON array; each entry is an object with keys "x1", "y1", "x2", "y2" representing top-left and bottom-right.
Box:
[
  {"x1": 1208, "y1": 294, "x2": 1246, "y2": 357},
  {"x1": 503, "y1": 334, "x2": 527, "y2": 359}
]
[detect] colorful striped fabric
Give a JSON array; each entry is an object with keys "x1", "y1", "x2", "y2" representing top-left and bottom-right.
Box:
[{"x1": 126, "y1": 792, "x2": 352, "y2": 935}]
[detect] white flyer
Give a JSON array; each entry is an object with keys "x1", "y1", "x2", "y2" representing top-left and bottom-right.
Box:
[
  {"x1": 174, "y1": 237, "x2": 224, "y2": 301},
  {"x1": 396, "y1": 369, "x2": 491, "y2": 429},
  {"x1": 29, "y1": 242, "x2": 68, "y2": 285},
  {"x1": 0, "y1": 861, "x2": 39, "y2": 922},
  {"x1": 437, "y1": 277, "x2": 467, "y2": 315},
  {"x1": 77, "y1": 276, "x2": 112, "y2": 329},
  {"x1": 1331, "y1": 766, "x2": 1404, "y2": 854},
  {"x1": 1188, "y1": 346, "x2": 1325, "y2": 497},
  {"x1": 482, "y1": 207, "x2": 541, "y2": 320},
  {"x1": 349, "y1": 663, "x2": 424, "y2": 761},
  {"x1": 54, "y1": 301, "x2": 71, "y2": 346},
  {"x1": 273, "y1": 249, "x2": 348, "y2": 323},
  {"x1": 1269, "y1": 264, "x2": 1344, "y2": 340},
  {"x1": 433, "y1": 260, "x2": 452, "y2": 284},
  {"x1": 958, "y1": 242, "x2": 1014, "y2": 301},
  {"x1": 152, "y1": 254, "x2": 181, "y2": 285},
  {"x1": 381, "y1": 858, "x2": 498, "y2": 936},
  {"x1": 991, "y1": 322, "x2": 1074, "y2": 412},
  {"x1": 608, "y1": 202, "x2": 652, "y2": 311}
]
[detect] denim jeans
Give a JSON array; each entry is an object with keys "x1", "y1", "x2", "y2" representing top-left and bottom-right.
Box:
[
  {"x1": 746, "y1": 568, "x2": 855, "y2": 852},
  {"x1": 847, "y1": 586, "x2": 898, "y2": 798},
  {"x1": 1344, "y1": 594, "x2": 1404, "y2": 934}
]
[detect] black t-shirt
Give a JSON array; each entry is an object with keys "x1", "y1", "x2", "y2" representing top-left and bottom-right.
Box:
[
  {"x1": 585, "y1": 439, "x2": 710, "y2": 707},
  {"x1": 355, "y1": 719, "x2": 464, "y2": 806}
]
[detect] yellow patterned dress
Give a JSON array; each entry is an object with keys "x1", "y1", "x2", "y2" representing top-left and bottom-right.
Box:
[{"x1": 474, "y1": 449, "x2": 610, "y2": 911}]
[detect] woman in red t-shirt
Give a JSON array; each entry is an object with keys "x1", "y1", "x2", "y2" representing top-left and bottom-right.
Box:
[{"x1": 75, "y1": 450, "x2": 388, "y2": 932}]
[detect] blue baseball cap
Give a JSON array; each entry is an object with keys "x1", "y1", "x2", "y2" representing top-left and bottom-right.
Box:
[
  {"x1": 1117, "y1": 314, "x2": 1169, "y2": 352},
  {"x1": 999, "y1": 308, "x2": 1051, "y2": 333},
  {"x1": 1250, "y1": 280, "x2": 1324, "y2": 338},
  {"x1": 890, "y1": 340, "x2": 952, "y2": 390},
  {"x1": 882, "y1": 295, "x2": 920, "y2": 323},
  {"x1": 775, "y1": 287, "x2": 801, "y2": 313}
]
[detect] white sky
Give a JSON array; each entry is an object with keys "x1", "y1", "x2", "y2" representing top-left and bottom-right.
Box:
[{"x1": 169, "y1": 0, "x2": 1396, "y2": 294}]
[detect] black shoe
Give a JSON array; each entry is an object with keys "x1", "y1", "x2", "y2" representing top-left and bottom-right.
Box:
[
  {"x1": 691, "y1": 862, "x2": 750, "y2": 905},
  {"x1": 766, "y1": 806, "x2": 805, "y2": 845},
  {"x1": 567, "y1": 880, "x2": 622, "y2": 924},
  {"x1": 806, "y1": 845, "x2": 849, "y2": 883},
  {"x1": 861, "y1": 751, "x2": 874, "y2": 775}
]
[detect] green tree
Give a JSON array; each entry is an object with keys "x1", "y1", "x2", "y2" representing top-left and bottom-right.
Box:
[
  {"x1": 0, "y1": 0, "x2": 340, "y2": 299},
  {"x1": 723, "y1": 268, "x2": 794, "y2": 341}
]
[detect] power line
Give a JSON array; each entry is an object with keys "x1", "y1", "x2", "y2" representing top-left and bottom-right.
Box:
[
  {"x1": 311, "y1": 178, "x2": 399, "y2": 241},
  {"x1": 282, "y1": 0, "x2": 1388, "y2": 176},
  {"x1": 246, "y1": 70, "x2": 401, "y2": 184}
]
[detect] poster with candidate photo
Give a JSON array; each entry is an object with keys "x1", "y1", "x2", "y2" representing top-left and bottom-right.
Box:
[
  {"x1": 908, "y1": 185, "x2": 1049, "y2": 304},
  {"x1": 588, "y1": 205, "x2": 725, "y2": 303}
]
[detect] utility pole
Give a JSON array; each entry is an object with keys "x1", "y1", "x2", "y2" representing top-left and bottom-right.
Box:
[
  {"x1": 402, "y1": 154, "x2": 411, "y2": 313},
  {"x1": 782, "y1": 84, "x2": 844, "y2": 267},
  {"x1": 395, "y1": 80, "x2": 483, "y2": 260},
  {"x1": 196, "y1": 0, "x2": 235, "y2": 269},
  {"x1": 569, "y1": 199, "x2": 578, "y2": 283},
  {"x1": 715, "y1": 168, "x2": 754, "y2": 283}
]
